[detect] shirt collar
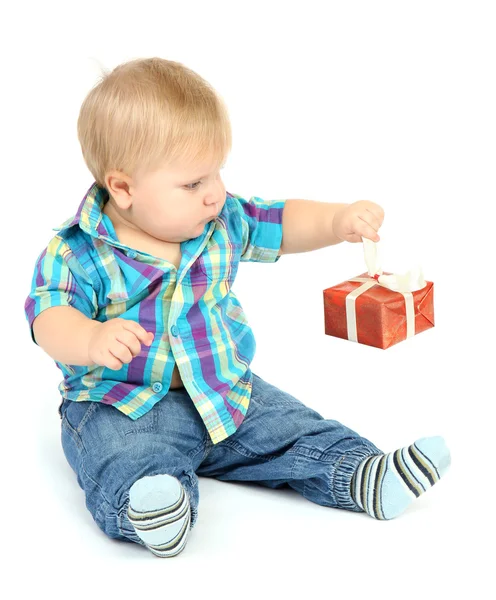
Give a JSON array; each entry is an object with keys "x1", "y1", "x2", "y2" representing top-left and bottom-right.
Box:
[
  {"x1": 52, "y1": 181, "x2": 219, "y2": 264},
  {"x1": 53, "y1": 182, "x2": 113, "y2": 240}
]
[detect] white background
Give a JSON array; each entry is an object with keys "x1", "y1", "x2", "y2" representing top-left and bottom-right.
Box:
[{"x1": 2, "y1": 0, "x2": 494, "y2": 597}]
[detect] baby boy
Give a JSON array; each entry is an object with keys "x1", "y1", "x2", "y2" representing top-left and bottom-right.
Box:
[{"x1": 25, "y1": 57, "x2": 451, "y2": 558}]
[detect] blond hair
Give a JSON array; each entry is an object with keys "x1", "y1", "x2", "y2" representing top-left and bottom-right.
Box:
[{"x1": 77, "y1": 57, "x2": 232, "y2": 188}]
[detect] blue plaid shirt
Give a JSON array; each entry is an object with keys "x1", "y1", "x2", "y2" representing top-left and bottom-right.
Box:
[{"x1": 25, "y1": 182, "x2": 285, "y2": 444}]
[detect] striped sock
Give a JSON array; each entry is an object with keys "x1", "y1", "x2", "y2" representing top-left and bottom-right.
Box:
[
  {"x1": 127, "y1": 474, "x2": 191, "y2": 557},
  {"x1": 350, "y1": 436, "x2": 451, "y2": 520}
]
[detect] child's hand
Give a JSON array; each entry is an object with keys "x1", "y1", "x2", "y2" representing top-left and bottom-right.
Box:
[
  {"x1": 332, "y1": 200, "x2": 384, "y2": 243},
  {"x1": 87, "y1": 319, "x2": 154, "y2": 370}
]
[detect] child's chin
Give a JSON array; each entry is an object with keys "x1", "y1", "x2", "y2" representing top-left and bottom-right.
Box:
[{"x1": 191, "y1": 222, "x2": 207, "y2": 237}]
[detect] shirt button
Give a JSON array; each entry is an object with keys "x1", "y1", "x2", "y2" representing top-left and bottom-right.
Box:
[
  {"x1": 171, "y1": 325, "x2": 179, "y2": 337},
  {"x1": 152, "y1": 382, "x2": 163, "y2": 393},
  {"x1": 128, "y1": 250, "x2": 137, "y2": 259}
]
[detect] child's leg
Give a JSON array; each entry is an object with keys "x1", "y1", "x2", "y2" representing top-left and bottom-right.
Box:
[
  {"x1": 350, "y1": 436, "x2": 451, "y2": 520},
  {"x1": 198, "y1": 373, "x2": 450, "y2": 519},
  {"x1": 60, "y1": 387, "x2": 209, "y2": 557}
]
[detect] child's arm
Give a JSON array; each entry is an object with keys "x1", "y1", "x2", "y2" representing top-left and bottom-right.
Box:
[
  {"x1": 27, "y1": 235, "x2": 152, "y2": 370},
  {"x1": 279, "y1": 199, "x2": 384, "y2": 254},
  {"x1": 33, "y1": 306, "x2": 153, "y2": 370},
  {"x1": 33, "y1": 306, "x2": 101, "y2": 366}
]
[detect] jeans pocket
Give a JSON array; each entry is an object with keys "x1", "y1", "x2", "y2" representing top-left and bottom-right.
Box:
[{"x1": 62, "y1": 400, "x2": 99, "y2": 434}]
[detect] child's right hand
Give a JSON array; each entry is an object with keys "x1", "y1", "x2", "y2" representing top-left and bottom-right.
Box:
[{"x1": 87, "y1": 319, "x2": 154, "y2": 370}]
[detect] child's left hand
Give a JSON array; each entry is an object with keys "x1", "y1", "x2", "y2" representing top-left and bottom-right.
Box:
[{"x1": 332, "y1": 200, "x2": 384, "y2": 243}]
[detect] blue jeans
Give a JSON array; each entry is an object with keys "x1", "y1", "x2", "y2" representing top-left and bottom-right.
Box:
[{"x1": 60, "y1": 372, "x2": 383, "y2": 546}]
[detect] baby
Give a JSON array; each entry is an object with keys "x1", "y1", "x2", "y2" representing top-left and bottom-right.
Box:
[{"x1": 25, "y1": 57, "x2": 451, "y2": 558}]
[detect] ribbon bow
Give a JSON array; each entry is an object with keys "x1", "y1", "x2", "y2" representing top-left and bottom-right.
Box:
[
  {"x1": 345, "y1": 238, "x2": 427, "y2": 342},
  {"x1": 361, "y1": 237, "x2": 426, "y2": 292}
]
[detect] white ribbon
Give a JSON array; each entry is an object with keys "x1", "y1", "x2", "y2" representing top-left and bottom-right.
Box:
[{"x1": 346, "y1": 237, "x2": 427, "y2": 343}]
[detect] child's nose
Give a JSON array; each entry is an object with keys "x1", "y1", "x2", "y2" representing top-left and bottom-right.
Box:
[{"x1": 205, "y1": 192, "x2": 221, "y2": 208}]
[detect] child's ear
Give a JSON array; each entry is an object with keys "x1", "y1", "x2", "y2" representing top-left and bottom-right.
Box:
[{"x1": 105, "y1": 170, "x2": 133, "y2": 209}]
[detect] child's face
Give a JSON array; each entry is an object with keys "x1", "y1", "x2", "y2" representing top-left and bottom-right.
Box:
[{"x1": 115, "y1": 154, "x2": 226, "y2": 243}]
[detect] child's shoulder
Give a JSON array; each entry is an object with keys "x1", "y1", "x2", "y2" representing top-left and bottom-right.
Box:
[
  {"x1": 224, "y1": 190, "x2": 241, "y2": 210},
  {"x1": 35, "y1": 211, "x2": 97, "y2": 271},
  {"x1": 223, "y1": 191, "x2": 257, "y2": 218}
]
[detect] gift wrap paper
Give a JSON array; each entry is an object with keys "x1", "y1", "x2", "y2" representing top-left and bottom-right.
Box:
[{"x1": 323, "y1": 272, "x2": 434, "y2": 349}]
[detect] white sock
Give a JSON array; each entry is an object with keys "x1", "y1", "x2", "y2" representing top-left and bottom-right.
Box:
[{"x1": 127, "y1": 474, "x2": 191, "y2": 557}]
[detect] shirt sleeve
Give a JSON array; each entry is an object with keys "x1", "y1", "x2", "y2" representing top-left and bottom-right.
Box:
[
  {"x1": 228, "y1": 192, "x2": 286, "y2": 263},
  {"x1": 24, "y1": 235, "x2": 98, "y2": 344}
]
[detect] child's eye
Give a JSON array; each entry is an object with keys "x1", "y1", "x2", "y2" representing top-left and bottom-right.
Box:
[{"x1": 184, "y1": 181, "x2": 202, "y2": 191}]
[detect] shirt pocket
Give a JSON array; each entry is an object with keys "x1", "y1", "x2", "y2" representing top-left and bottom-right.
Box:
[
  {"x1": 98, "y1": 248, "x2": 171, "y2": 313},
  {"x1": 195, "y1": 239, "x2": 241, "y2": 288}
]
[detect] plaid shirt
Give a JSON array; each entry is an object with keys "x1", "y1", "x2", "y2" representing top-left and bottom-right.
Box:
[{"x1": 25, "y1": 182, "x2": 285, "y2": 444}]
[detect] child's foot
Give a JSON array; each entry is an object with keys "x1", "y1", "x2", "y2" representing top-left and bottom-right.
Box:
[
  {"x1": 350, "y1": 436, "x2": 451, "y2": 520},
  {"x1": 127, "y1": 474, "x2": 191, "y2": 557}
]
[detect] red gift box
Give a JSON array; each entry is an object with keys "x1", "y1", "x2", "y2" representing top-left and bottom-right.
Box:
[{"x1": 323, "y1": 272, "x2": 434, "y2": 349}]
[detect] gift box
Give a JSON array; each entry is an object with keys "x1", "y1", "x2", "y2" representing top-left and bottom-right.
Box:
[{"x1": 323, "y1": 270, "x2": 434, "y2": 350}]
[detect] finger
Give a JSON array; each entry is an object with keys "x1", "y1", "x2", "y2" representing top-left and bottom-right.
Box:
[
  {"x1": 109, "y1": 341, "x2": 134, "y2": 365},
  {"x1": 122, "y1": 320, "x2": 154, "y2": 345},
  {"x1": 366, "y1": 204, "x2": 384, "y2": 222},
  {"x1": 357, "y1": 218, "x2": 380, "y2": 241},
  {"x1": 101, "y1": 350, "x2": 123, "y2": 371},
  {"x1": 343, "y1": 233, "x2": 363, "y2": 243},
  {"x1": 358, "y1": 200, "x2": 384, "y2": 219},
  {"x1": 359, "y1": 210, "x2": 383, "y2": 232},
  {"x1": 116, "y1": 330, "x2": 142, "y2": 357}
]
